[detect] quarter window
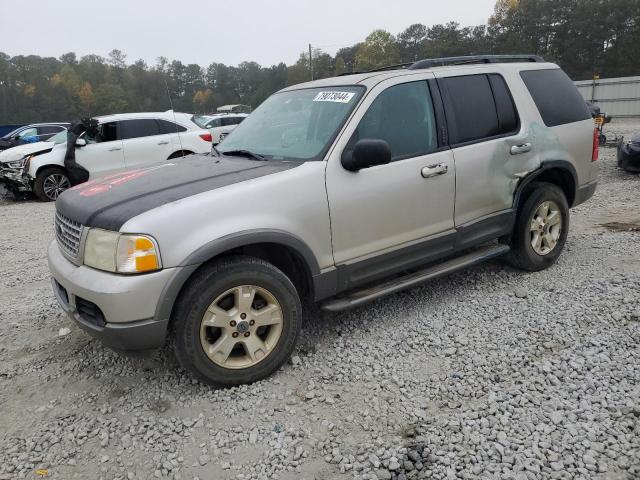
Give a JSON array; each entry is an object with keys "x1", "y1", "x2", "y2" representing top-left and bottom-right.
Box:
[
  {"x1": 157, "y1": 119, "x2": 187, "y2": 134},
  {"x1": 349, "y1": 81, "x2": 438, "y2": 161},
  {"x1": 119, "y1": 119, "x2": 161, "y2": 140},
  {"x1": 520, "y1": 69, "x2": 591, "y2": 127}
]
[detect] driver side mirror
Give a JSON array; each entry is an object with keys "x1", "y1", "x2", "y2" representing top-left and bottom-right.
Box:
[
  {"x1": 341, "y1": 139, "x2": 391, "y2": 172},
  {"x1": 75, "y1": 138, "x2": 87, "y2": 147}
]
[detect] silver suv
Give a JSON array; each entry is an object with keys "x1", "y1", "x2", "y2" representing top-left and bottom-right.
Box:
[{"x1": 48, "y1": 55, "x2": 599, "y2": 386}]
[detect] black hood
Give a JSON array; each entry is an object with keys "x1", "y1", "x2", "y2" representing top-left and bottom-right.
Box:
[{"x1": 56, "y1": 154, "x2": 300, "y2": 230}]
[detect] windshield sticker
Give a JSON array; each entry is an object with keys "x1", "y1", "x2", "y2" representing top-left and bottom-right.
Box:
[{"x1": 313, "y1": 91, "x2": 355, "y2": 103}]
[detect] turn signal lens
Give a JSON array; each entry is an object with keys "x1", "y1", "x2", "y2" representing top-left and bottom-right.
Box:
[{"x1": 116, "y1": 235, "x2": 161, "y2": 273}]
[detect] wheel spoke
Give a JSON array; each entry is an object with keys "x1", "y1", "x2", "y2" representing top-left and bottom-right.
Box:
[
  {"x1": 252, "y1": 303, "x2": 282, "y2": 327},
  {"x1": 546, "y1": 210, "x2": 561, "y2": 226},
  {"x1": 242, "y1": 335, "x2": 268, "y2": 363},
  {"x1": 234, "y1": 286, "x2": 256, "y2": 312},
  {"x1": 208, "y1": 333, "x2": 237, "y2": 364},
  {"x1": 536, "y1": 202, "x2": 549, "y2": 220},
  {"x1": 532, "y1": 232, "x2": 543, "y2": 251},
  {"x1": 544, "y1": 232, "x2": 557, "y2": 250},
  {"x1": 530, "y1": 218, "x2": 539, "y2": 232},
  {"x1": 202, "y1": 305, "x2": 234, "y2": 328}
]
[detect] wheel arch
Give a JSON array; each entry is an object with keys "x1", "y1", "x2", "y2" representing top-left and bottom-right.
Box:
[
  {"x1": 167, "y1": 150, "x2": 194, "y2": 160},
  {"x1": 513, "y1": 160, "x2": 578, "y2": 211},
  {"x1": 155, "y1": 230, "x2": 321, "y2": 324},
  {"x1": 34, "y1": 163, "x2": 67, "y2": 177}
]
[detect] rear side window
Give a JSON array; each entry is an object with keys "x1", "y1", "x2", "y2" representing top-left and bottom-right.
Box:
[
  {"x1": 440, "y1": 74, "x2": 519, "y2": 145},
  {"x1": 489, "y1": 74, "x2": 519, "y2": 134},
  {"x1": 157, "y1": 119, "x2": 187, "y2": 134},
  {"x1": 119, "y1": 119, "x2": 161, "y2": 140},
  {"x1": 222, "y1": 117, "x2": 244, "y2": 126},
  {"x1": 520, "y1": 69, "x2": 591, "y2": 127},
  {"x1": 349, "y1": 81, "x2": 438, "y2": 161}
]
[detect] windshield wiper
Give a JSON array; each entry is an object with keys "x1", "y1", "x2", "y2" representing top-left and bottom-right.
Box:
[{"x1": 221, "y1": 149, "x2": 267, "y2": 161}]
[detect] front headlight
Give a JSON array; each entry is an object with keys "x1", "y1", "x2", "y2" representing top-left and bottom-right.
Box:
[
  {"x1": 84, "y1": 229, "x2": 161, "y2": 274},
  {"x1": 4, "y1": 156, "x2": 29, "y2": 169}
]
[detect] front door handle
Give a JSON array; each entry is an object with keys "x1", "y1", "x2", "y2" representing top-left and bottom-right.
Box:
[
  {"x1": 421, "y1": 163, "x2": 448, "y2": 178},
  {"x1": 510, "y1": 143, "x2": 532, "y2": 155},
  {"x1": 157, "y1": 141, "x2": 170, "y2": 145},
  {"x1": 108, "y1": 147, "x2": 122, "y2": 152}
]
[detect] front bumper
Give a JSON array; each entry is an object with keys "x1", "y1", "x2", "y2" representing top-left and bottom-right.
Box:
[
  {"x1": 0, "y1": 166, "x2": 32, "y2": 192},
  {"x1": 48, "y1": 240, "x2": 178, "y2": 350}
]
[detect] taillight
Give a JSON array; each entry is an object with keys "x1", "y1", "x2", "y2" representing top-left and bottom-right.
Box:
[
  {"x1": 199, "y1": 132, "x2": 213, "y2": 142},
  {"x1": 592, "y1": 128, "x2": 599, "y2": 162}
]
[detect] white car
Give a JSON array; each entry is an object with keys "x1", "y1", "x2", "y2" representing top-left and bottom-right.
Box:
[
  {"x1": 0, "y1": 111, "x2": 212, "y2": 201},
  {"x1": 193, "y1": 113, "x2": 248, "y2": 144}
]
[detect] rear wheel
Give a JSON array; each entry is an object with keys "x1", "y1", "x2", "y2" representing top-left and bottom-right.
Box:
[
  {"x1": 171, "y1": 256, "x2": 302, "y2": 386},
  {"x1": 33, "y1": 167, "x2": 71, "y2": 201},
  {"x1": 508, "y1": 182, "x2": 569, "y2": 271}
]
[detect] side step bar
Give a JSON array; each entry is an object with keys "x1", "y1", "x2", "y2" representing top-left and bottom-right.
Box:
[{"x1": 320, "y1": 244, "x2": 510, "y2": 312}]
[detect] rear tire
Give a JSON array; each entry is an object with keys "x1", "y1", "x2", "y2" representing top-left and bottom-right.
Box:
[
  {"x1": 33, "y1": 167, "x2": 71, "y2": 202},
  {"x1": 508, "y1": 182, "x2": 569, "y2": 272},
  {"x1": 171, "y1": 255, "x2": 302, "y2": 387}
]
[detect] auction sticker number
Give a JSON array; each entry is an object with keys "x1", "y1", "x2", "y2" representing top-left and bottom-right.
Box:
[{"x1": 313, "y1": 91, "x2": 355, "y2": 103}]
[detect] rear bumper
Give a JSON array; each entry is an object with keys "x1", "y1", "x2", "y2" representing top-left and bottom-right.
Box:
[
  {"x1": 574, "y1": 180, "x2": 597, "y2": 207},
  {"x1": 48, "y1": 240, "x2": 178, "y2": 350}
]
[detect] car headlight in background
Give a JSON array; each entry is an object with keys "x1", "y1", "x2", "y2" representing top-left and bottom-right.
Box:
[
  {"x1": 84, "y1": 229, "x2": 161, "y2": 274},
  {"x1": 4, "y1": 155, "x2": 31, "y2": 169}
]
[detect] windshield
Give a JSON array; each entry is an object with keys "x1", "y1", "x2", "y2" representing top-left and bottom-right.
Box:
[
  {"x1": 49, "y1": 130, "x2": 68, "y2": 144},
  {"x1": 217, "y1": 86, "x2": 364, "y2": 161}
]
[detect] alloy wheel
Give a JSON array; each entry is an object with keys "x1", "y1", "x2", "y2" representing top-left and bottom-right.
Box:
[
  {"x1": 530, "y1": 200, "x2": 562, "y2": 255},
  {"x1": 199, "y1": 285, "x2": 283, "y2": 369},
  {"x1": 43, "y1": 173, "x2": 71, "y2": 200}
]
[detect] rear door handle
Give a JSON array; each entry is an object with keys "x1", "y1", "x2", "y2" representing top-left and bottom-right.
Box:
[
  {"x1": 108, "y1": 147, "x2": 121, "y2": 152},
  {"x1": 157, "y1": 141, "x2": 170, "y2": 145},
  {"x1": 421, "y1": 163, "x2": 448, "y2": 178},
  {"x1": 510, "y1": 143, "x2": 532, "y2": 155}
]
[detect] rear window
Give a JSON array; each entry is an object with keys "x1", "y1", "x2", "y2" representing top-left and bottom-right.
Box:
[
  {"x1": 520, "y1": 69, "x2": 591, "y2": 127},
  {"x1": 158, "y1": 119, "x2": 187, "y2": 134},
  {"x1": 440, "y1": 74, "x2": 519, "y2": 145}
]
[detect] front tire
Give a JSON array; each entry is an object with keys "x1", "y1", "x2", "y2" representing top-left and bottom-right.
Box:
[
  {"x1": 171, "y1": 256, "x2": 302, "y2": 386},
  {"x1": 33, "y1": 167, "x2": 71, "y2": 201},
  {"x1": 508, "y1": 182, "x2": 569, "y2": 272}
]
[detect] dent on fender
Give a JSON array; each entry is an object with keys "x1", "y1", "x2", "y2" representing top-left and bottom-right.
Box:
[{"x1": 497, "y1": 122, "x2": 569, "y2": 204}]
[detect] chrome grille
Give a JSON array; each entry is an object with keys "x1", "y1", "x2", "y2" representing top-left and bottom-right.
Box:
[{"x1": 55, "y1": 211, "x2": 83, "y2": 258}]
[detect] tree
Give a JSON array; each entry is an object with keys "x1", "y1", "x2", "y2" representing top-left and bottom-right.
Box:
[
  {"x1": 78, "y1": 82, "x2": 95, "y2": 115},
  {"x1": 398, "y1": 24, "x2": 428, "y2": 61},
  {"x1": 355, "y1": 30, "x2": 400, "y2": 70}
]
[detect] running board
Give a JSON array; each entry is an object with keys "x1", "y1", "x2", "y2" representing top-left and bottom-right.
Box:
[{"x1": 320, "y1": 244, "x2": 510, "y2": 312}]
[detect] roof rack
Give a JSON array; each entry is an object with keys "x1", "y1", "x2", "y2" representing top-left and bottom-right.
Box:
[
  {"x1": 408, "y1": 54, "x2": 544, "y2": 70},
  {"x1": 339, "y1": 54, "x2": 544, "y2": 76}
]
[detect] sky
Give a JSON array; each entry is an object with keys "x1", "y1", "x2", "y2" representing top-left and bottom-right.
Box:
[{"x1": 0, "y1": 0, "x2": 497, "y2": 67}]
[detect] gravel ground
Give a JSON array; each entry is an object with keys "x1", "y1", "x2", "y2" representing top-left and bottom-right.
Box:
[{"x1": 1, "y1": 119, "x2": 639, "y2": 480}]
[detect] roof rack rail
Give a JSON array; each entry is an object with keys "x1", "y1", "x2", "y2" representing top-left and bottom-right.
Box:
[
  {"x1": 338, "y1": 55, "x2": 544, "y2": 77},
  {"x1": 408, "y1": 54, "x2": 544, "y2": 70},
  {"x1": 338, "y1": 62, "x2": 414, "y2": 76}
]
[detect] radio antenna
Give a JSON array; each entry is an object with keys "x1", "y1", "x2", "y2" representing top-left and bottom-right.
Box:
[{"x1": 163, "y1": 77, "x2": 185, "y2": 157}]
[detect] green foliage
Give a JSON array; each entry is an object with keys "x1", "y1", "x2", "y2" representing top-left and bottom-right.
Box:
[{"x1": 1, "y1": 0, "x2": 638, "y2": 123}]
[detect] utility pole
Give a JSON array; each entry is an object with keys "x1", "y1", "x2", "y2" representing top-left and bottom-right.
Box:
[{"x1": 309, "y1": 44, "x2": 314, "y2": 81}]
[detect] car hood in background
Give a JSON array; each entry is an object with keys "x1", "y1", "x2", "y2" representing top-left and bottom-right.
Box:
[
  {"x1": 0, "y1": 141, "x2": 55, "y2": 163},
  {"x1": 56, "y1": 154, "x2": 301, "y2": 231}
]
